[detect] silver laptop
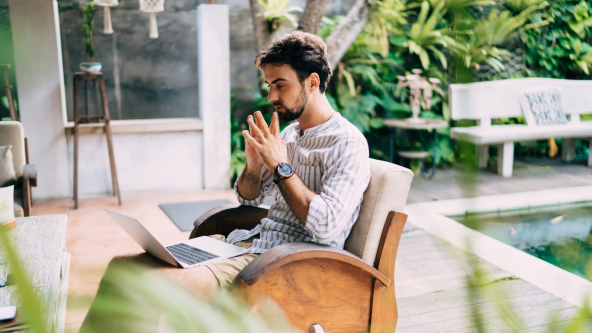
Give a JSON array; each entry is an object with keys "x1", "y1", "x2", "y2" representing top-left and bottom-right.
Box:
[{"x1": 105, "y1": 210, "x2": 248, "y2": 269}]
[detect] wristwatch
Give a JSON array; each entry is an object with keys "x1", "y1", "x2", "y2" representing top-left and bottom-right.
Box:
[{"x1": 273, "y1": 162, "x2": 294, "y2": 184}]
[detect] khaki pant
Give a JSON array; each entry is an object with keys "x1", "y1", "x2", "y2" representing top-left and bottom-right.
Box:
[{"x1": 204, "y1": 234, "x2": 259, "y2": 288}]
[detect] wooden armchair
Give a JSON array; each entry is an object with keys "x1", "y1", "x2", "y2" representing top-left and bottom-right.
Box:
[
  {"x1": 0, "y1": 121, "x2": 36, "y2": 217},
  {"x1": 190, "y1": 159, "x2": 413, "y2": 333}
]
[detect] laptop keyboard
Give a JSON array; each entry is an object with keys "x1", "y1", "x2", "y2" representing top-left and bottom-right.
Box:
[{"x1": 166, "y1": 243, "x2": 219, "y2": 265}]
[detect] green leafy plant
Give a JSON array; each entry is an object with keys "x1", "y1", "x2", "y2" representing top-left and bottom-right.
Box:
[
  {"x1": 504, "y1": 0, "x2": 547, "y2": 13},
  {"x1": 571, "y1": 38, "x2": 592, "y2": 74},
  {"x1": 82, "y1": 1, "x2": 95, "y2": 62},
  {"x1": 257, "y1": 0, "x2": 303, "y2": 31},
  {"x1": 81, "y1": 260, "x2": 297, "y2": 333},
  {"x1": 569, "y1": 0, "x2": 592, "y2": 37},
  {"x1": 401, "y1": 1, "x2": 463, "y2": 69},
  {"x1": 366, "y1": 0, "x2": 409, "y2": 57},
  {"x1": 230, "y1": 118, "x2": 247, "y2": 182},
  {"x1": 1, "y1": 96, "x2": 17, "y2": 112},
  {"x1": 459, "y1": 2, "x2": 549, "y2": 72},
  {"x1": 524, "y1": 0, "x2": 592, "y2": 78},
  {"x1": 428, "y1": 0, "x2": 496, "y2": 18},
  {"x1": 478, "y1": 4, "x2": 548, "y2": 45},
  {"x1": 0, "y1": 230, "x2": 47, "y2": 333}
]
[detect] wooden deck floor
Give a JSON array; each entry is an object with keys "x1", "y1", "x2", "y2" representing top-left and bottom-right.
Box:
[{"x1": 395, "y1": 223, "x2": 592, "y2": 332}]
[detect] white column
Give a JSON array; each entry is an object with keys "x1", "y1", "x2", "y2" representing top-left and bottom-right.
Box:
[
  {"x1": 198, "y1": 4, "x2": 231, "y2": 190},
  {"x1": 497, "y1": 142, "x2": 514, "y2": 178},
  {"x1": 9, "y1": 0, "x2": 70, "y2": 200},
  {"x1": 561, "y1": 138, "x2": 576, "y2": 162}
]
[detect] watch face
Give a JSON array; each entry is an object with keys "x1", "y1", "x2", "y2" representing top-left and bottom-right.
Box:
[{"x1": 277, "y1": 162, "x2": 293, "y2": 177}]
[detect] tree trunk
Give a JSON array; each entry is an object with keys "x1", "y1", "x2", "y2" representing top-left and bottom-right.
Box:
[
  {"x1": 250, "y1": 0, "x2": 272, "y2": 53},
  {"x1": 325, "y1": 0, "x2": 370, "y2": 71},
  {"x1": 298, "y1": 0, "x2": 333, "y2": 34}
]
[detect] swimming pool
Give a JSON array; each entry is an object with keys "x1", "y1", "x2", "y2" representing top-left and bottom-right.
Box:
[
  {"x1": 451, "y1": 204, "x2": 592, "y2": 281},
  {"x1": 405, "y1": 186, "x2": 592, "y2": 310}
]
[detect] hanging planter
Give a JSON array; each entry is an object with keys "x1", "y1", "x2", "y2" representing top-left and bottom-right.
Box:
[
  {"x1": 94, "y1": 0, "x2": 119, "y2": 34},
  {"x1": 138, "y1": 0, "x2": 165, "y2": 39},
  {"x1": 94, "y1": 0, "x2": 118, "y2": 34}
]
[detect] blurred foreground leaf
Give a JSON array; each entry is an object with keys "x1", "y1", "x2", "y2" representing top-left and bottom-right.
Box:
[
  {"x1": 0, "y1": 229, "x2": 48, "y2": 333},
  {"x1": 80, "y1": 258, "x2": 298, "y2": 333}
]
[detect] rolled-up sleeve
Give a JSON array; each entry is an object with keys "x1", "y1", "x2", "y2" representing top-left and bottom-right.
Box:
[
  {"x1": 234, "y1": 166, "x2": 275, "y2": 206},
  {"x1": 304, "y1": 137, "x2": 370, "y2": 244}
]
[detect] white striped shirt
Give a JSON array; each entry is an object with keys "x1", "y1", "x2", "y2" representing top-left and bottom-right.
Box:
[{"x1": 228, "y1": 113, "x2": 371, "y2": 254}]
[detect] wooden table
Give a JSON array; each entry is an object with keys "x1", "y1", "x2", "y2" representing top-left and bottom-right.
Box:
[
  {"x1": 0, "y1": 215, "x2": 70, "y2": 332},
  {"x1": 383, "y1": 118, "x2": 448, "y2": 179}
]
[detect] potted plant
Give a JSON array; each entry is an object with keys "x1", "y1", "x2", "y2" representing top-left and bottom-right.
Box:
[{"x1": 80, "y1": 1, "x2": 102, "y2": 74}]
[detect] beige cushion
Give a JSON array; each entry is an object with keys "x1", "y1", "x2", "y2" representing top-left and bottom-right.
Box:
[
  {"x1": 14, "y1": 203, "x2": 24, "y2": 218},
  {"x1": 344, "y1": 159, "x2": 413, "y2": 265},
  {"x1": 0, "y1": 122, "x2": 26, "y2": 179},
  {"x1": 0, "y1": 145, "x2": 17, "y2": 187}
]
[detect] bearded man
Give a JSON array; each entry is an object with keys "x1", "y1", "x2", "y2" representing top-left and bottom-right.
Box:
[{"x1": 207, "y1": 30, "x2": 372, "y2": 288}]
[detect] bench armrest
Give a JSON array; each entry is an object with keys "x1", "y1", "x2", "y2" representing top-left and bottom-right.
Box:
[
  {"x1": 234, "y1": 242, "x2": 390, "y2": 287},
  {"x1": 190, "y1": 204, "x2": 269, "y2": 239}
]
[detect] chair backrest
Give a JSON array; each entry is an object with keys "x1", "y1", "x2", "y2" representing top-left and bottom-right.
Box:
[
  {"x1": 449, "y1": 78, "x2": 592, "y2": 122},
  {"x1": 344, "y1": 159, "x2": 413, "y2": 266},
  {"x1": 0, "y1": 121, "x2": 26, "y2": 179}
]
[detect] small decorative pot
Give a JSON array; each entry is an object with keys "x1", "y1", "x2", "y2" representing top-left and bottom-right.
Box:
[{"x1": 80, "y1": 62, "x2": 102, "y2": 74}]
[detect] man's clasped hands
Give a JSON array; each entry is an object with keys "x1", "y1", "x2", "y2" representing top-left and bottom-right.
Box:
[{"x1": 242, "y1": 111, "x2": 288, "y2": 173}]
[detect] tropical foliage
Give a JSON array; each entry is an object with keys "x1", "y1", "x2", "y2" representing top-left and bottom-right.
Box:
[
  {"x1": 524, "y1": 0, "x2": 592, "y2": 77},
  {"x1": 257, "y1": 0, "x2": 303, "y2": 31},
  {"x1": 232, "y1": 0, "x2": 591, "y2": 177},
  {"x1": 319, "y1": 0, "x2": 591, "y2": 169}
]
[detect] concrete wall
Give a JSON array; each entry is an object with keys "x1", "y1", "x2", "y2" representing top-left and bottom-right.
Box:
[{"x1": 66, "y1": 131, "x2": 203, "y2": 196}]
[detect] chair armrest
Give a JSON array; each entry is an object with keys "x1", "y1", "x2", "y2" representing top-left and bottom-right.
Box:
[
  {"x1": 234, "y1": 242, "x2": 390, "y2": 287},
  {"x1": 189, "y1": 204, "x2": 269, "y2": 239},
  {"x1": 23, "y1": 164, "x2": 37, "y2": 187}
]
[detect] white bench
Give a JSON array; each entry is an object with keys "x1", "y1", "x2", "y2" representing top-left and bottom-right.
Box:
[{"x1": 449, "y1": 78, "x2": 592, "y2": 177}]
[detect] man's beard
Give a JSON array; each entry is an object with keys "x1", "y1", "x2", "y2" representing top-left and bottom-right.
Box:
[{"x1": 273, "y1": 85, "x2": 308, "y2": 122}]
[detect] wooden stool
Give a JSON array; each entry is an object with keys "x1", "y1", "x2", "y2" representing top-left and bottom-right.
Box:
[{"x1": 73, "y1": 72, "x2": 121, "y2": 209}]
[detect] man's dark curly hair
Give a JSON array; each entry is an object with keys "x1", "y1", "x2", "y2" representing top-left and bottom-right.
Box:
[{"x1": 255, "y1": 31, "x2": 332, "y2": 94}]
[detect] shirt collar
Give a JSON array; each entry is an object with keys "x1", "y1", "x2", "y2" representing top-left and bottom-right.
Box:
[{"x1": 293, "y1": 113, "x2": 341, "y2": 139}]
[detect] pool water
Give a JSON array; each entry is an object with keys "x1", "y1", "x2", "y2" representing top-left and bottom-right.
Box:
[{"x1": 452, "y1": 205, "x2": 592, "y2": 281}]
